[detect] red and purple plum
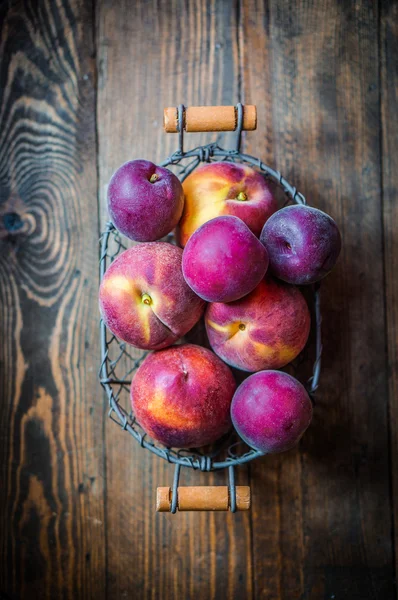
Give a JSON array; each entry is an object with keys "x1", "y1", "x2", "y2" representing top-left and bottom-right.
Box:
[
  {"x1": 260, "y1": 204, "x2": 341, "y2": 284},
  {"x1": 182, "y1": 215, "x2": 269, "y2": 303},
  {"x1": 99, "y1": 243, "x2": 205, "y2": 350},
  {"x1": 107, "y1": 159, "x2": 184, "y2": 242},
  {"x1": 231, "y1": 370, "x2": 313, "y2": 453},
  {"x1": 177, "y1": 161, "x2": 277, "y2": 246},
  {"x1": 131, "y1": 344, "x2": 236, "y2": 448},
  {"x1": 205, "y1": 276, "x2": 310, "y2": 372}
]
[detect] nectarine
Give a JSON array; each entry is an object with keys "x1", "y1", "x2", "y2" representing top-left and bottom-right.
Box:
[
  {"x1": 177, "y1": 161, "x2": 276, "y2": 246},
  {"x1": 131, "y1": 344, "x2": 236, "y2": 448},
  {"x1": 205, "y1": 276, "x2": 310, "y2": 371},
  {"x1": 182, "y1": 216, "x2": 269, "y2": 303},
  {"x1": 99, "y1": 243, "x2": 204, "y2": 350}
]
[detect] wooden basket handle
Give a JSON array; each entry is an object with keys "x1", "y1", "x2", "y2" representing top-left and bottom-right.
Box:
[
  {"x1": 156, "y1": 486, "x2": 251, "y2": 512},
  {"x1": 163, "y1": 105, "x2": 257, "y2": 133}
]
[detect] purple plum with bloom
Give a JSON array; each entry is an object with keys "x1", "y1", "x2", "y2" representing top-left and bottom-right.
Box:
[
  {"x1": 107, "y1": 159, "x2": 184, "y2": 241},
  {"x1": 260, "y1": 205, "x2": 341, "y2": 285}
]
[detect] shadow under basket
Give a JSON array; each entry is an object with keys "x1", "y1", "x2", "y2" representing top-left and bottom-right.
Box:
[{"x1": 99, "y1": 104, "x2": 322, "y2": 513}]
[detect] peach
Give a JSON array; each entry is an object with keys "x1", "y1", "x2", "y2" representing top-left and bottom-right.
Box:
[
  {"x1": 205, "y1": 276, "x2": 310, "y2": 372},
  {"x1": 177, "y1": 161, "x2": 277, "y2": 246},
  {"x1": 231, "y1": 370, "x2": 313, "y2": 453},
  {"x1": 131, "y1": 344, "x2": 236, "y2": 448},
  {"x1": 182, "y1": 216, "x2": 269, "y2": 303},
  {"x1": 99, "y1": 243, "x2": 205, "y2": 350}
]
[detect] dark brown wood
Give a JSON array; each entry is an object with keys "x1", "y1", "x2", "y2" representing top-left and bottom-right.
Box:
[
  {"x1": 0, "y1": 1, "x2": 105, "y2": 599},
  {"x1": 381, "y1": 0, "x2": 398, "y2": 588},
  {"x1": 242, "y1": 1, "x2": 395, "y2": 598},
  {"x1": 1, "y1": 0, "x2": 397, "y2": 598},
  {"x1": 96, "y1": 1, "x2": 252, "y2": 599}
]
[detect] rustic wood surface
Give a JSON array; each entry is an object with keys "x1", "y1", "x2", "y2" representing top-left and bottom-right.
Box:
[{"x1": 0, "y1": 1, "x2": 397, "y2": 599}]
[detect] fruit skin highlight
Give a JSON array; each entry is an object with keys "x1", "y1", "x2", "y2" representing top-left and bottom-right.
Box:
[
  {"x1": 99, "y1": 243, "x2": 205, "y2": 350},
  {"x1": 231, "y1": 370, "x2": 313, "y2": 453},
  {"x1": 260, "y1": 204, "x2": 341, "y2": 285},
  {"x1": 177, "y1": 161, "x2": 277, "y2": 247},
  {"x1": 182, "y1": 215, "x2": 269, "y2": 303},
  {"x1": 131, "y1": 344, "x2": 236, "y2": 448},
  {"x1": 205, "y1": 276, "x2": 310, "y2": 372},
  {"x1": 107, "y1": 159, "x2": 184, "y2": 242}
]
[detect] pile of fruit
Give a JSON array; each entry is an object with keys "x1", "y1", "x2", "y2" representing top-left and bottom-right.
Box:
[{"x1": 99, "y1": 159, "x2": 341, "y2": 455}]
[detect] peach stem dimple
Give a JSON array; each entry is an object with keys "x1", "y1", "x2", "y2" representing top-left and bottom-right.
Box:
[
  {"x1": 239, "y1": 323, "x2": 246, "y2": 331},
  {"x1": 142, "y1": 293, "x2": 152, "y2": 305},
  {"x1": 236, "y1": 191, "x2": 248, "y2": 201}
]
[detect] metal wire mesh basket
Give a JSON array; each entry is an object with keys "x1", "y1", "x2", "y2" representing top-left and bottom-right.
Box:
[{"x1": 99, "y1": 104, "x2": 322, "y2": 513}]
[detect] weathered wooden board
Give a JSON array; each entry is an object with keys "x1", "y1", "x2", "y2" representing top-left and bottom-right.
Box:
[
  {"x1": 242, "y1": 0, "x2": 395, "y2": 597},
  {"x1": 381, "y1": 0, "x2": 398, "y2": 593},
  {"x1": 0, "y1": 1, "x2": 105, "y2": 598},
  {"x1": 96, "y1": 1, "x2": 252, "y2": 598},
  {"x1": 1, "y1": 0, "x2": 397, "y2": 598}
]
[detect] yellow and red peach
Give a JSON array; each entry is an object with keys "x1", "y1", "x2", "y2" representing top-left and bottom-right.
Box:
[
  {"x1": 131, "y1": 344, "x2": 236, "y2": 448},
  {"x1": 177, "y1": 161, "x2": 277, "y2": 247},
  {"x1": 99, "y1": 243, "x2": 205, "y2": 350},
  {"x1": 231, "y1": 370, "x2": 313, "y2": 453},
  {"x1": 205, "y1": 276, "x2": 310, "y2": 372}
]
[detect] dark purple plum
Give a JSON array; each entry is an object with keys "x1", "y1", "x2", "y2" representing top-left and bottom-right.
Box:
[
  {"x1": 107, "y1": 159, "x2": 184, "y2": 241},
  {"x1": 182, "y1": 215, "x2": 269, "y2": 303},
  {"x1": 260, "y1": 205, "x2": 341, "y2": 284},
  {"x1": 231, "y1": 370, "x2": 313, "y2": 453}
]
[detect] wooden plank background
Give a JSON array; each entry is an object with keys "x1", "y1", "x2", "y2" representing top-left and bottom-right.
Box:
[{"x1": 0, "y1": 0, "x2": 397, "y2": 598}]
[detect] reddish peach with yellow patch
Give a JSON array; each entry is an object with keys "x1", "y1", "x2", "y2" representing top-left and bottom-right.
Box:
[
  {"x1": 177, "y1": 161, "x2": 277, "y2": 246},
  {"x1": 131, "y1": 344, "x2": 236, "y2": 448},
  {"x1": 205, "y1": 277, "x2": 310, "y2": 372},
  {"x1": 99, "y1": 243, "x2": 205, "y2": 350}
]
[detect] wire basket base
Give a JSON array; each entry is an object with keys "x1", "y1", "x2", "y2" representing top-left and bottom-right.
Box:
[{"x1": 99, "y1": 143, "x2": 322, "y2": 472}]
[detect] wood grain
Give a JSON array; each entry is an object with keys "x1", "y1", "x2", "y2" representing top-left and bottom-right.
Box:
[
  {"x1": 0, "y1": 1, "x2": 105, "y2": 598},
  {"x1": 381, "y1": 0, "x2": 398, "y2": 590},
  {"x1": 1, "y1": 0, "x2": 397, "y2": 598},
  {"x1": 242, "y1": 1, "x2": 395, "y2": 598},
  {"x1": 97, "y1": 1, "x2": 252, "y2": 599}
]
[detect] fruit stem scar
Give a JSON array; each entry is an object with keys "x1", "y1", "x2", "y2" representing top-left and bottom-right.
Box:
[
  {"x1": 237, "y1": 191, "x2": 248, "y2": 201},
  {"x1": 239, "y1": 323, "x2": 246, "y2": 331},
  {"x1": 149, "y1": 173, "x2": 159, "y2": 183},
  {"x1": 142, "y1": 293, "x2": 152, "y2": 305}
]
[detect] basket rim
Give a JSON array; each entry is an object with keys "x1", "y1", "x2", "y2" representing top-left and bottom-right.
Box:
[{"x1": 99, "y1": 143, "x2": 322, "y2": 471}]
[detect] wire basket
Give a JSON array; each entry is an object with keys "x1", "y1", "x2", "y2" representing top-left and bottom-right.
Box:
[{"x1": 99, "y1": 104, "x2": 322, "y2": 513}]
